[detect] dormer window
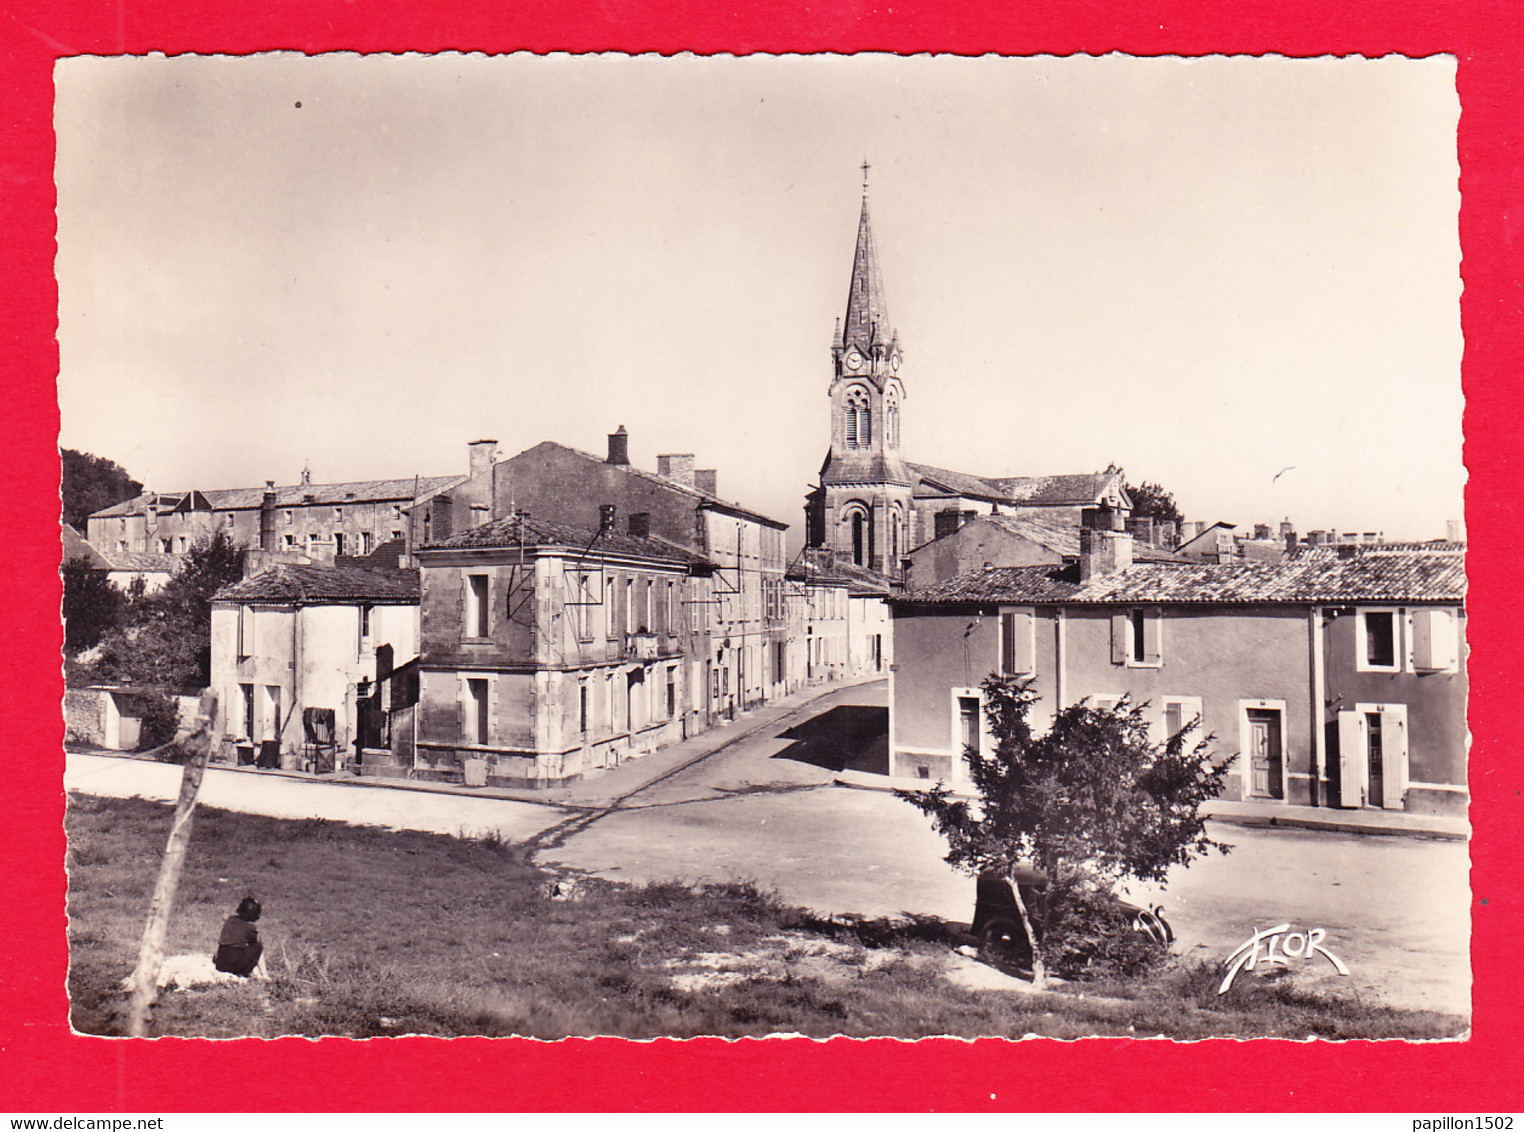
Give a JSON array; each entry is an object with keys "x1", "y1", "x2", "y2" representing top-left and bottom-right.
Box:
[{"x1": 845, "y1": 386, "x2": 871, "y2": 449}]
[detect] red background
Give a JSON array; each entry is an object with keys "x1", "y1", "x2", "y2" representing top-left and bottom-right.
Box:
[{"x1": 3, "y1": 0, "x2": 1520, "y2": 1112}]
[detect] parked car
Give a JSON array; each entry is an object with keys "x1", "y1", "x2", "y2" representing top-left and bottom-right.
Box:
[{"x1": 969, "y1": 870, "x2": 1173, "y2": 971}]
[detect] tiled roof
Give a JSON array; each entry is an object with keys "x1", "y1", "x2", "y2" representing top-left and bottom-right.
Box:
[
  {"x1": 61, "y1": 525, "x2": 112, "y2": 569},
  {"x1": 989, "y1": 472, "x2": 1123, "y2": 507},
  {"x1": 213, "y1": 565, "x2": 420, "y2": 605},
  {"x1": 788, "y1": 555, "x2": 893, "y2": 596},
  {"x1": 908, "y1": 463, "x2": 1122, "y2": 508},
  {"x1": 90, "y1": 475, "x2": 463, "y2": 519},
  {"x1": 920, "y1": 513, "x2": 1185, "y2": 564},
  {"x1": 422, "y1": 513, "x2": 714, "y2": 569},
  {"x1": 104, "y1": 550, "x2": 181, "y2": 573},
  {"x1": 528, "y1": 442, "x2": 789, "y2": 530},
  {"x1": 895, "y1": 547, "x2": 1466, "y2": 607}
]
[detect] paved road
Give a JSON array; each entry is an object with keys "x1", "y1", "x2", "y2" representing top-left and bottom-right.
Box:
[
  {"x1": 65, "y1": 678, "x2": 1471, "y2": 1016},
  {"x1": 536, "y1": 680, "x2": 1472, "y2": 1017}
]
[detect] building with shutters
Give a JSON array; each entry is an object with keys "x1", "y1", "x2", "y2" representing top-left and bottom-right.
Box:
[
  {"x1": 888, "y1": 522, "x2": 1466, "y2": 816},
  {"x1": 804, "y1": 169, "x2": 1131, "y2": 580},
  {"x1": 413, "y1": 512, "x2": 718, "y2": 787},
  {"x1": 209, "y1": 563, "x2": 421, "y2": 769}
]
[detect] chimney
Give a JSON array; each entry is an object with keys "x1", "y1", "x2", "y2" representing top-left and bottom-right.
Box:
[
  {"x1": 1125, "y1": 515, "x2": 1155, "y2": 546},
  {"x1": 1254, "y1": 523, "x2": 1272, "y2": 541},
  {"x1": 599, "y1": 504, "x2": 617, "y2": 533},
  {"x1": 656, "y1": 453, "x2": 696, "y2": 488},
  {"x1": 628, "y1": 512, "x2": 651, "y2": 539},
  {"x1": 469, "y1": 439, "x2": 498, "y2": 480},
  {"x1": 259, "y1": 481, "x2": 277, "y2": 551},
  {"x1": 1446, "y1": 519, "x2": 1464, "y2": 543},
  {"x1": 1079, "y1": 525, "x2": 1133, "y2": 582},
  {"x1": 694, "y1": 469, "x2": 718, "y2": 497},
  {"x1": 606, "y1": 426, "x2": 630, "y2": 466},
  {"x1": 1081, "y1": 504, "x2": 1122, "y2": 533}
]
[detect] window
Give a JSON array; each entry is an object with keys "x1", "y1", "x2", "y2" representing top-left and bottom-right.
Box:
[
  {"x1": 161, "y1": 538, "x2": 172, "y2": 554},
  {"x1": 238, "y1": 605, "x2": 255, "y2": 660},
  {"x1": 223, "y1": 513, "x2": 235, "y2": 529},
  {"x1": 308, "y1": 532, "x2": 321, "y2": 552},
  {"x1": 1160, "y1": 696, "x2": 1204, "y2": 743},
  {"x1": 579, "y1": 681, "x2": 589, "y2": 737},
  {"x1": 391, "y1": 530, "x2": 402, "y2": 542},
  {"x1": 1112, "y1": 608, "x2": 1162, "y2": 667},
  {"x1": 606, "y1": 576, "x2": 617, "y2": 638},
  {"x1": 666, "y1": 581, "x2": 676, "y2": 636},
  {"x1": 625, "y1": 578, "x2": 635, "y2": 634},
  {"x1": 333, "y1": 532, "x2": 345, "y2": 556},
  {"x1": 958, "y1": 695, "x2": 981, "y2": 757},
  {"x1": 845, "y1": 385, "x2": 871, "y2": 448},
  {"x1": 570, "y1": 571, "x2": 594, "y2": 641},
  {"x1": 666, "y1": 666, "x2": 677, "y2": 719},
  {"x1": 1357, "y1": 609, "x2": 1400, "y2": 672},
  {"x1": 467, "y1": 574, "x2": 489, "y2": 638},
  {"x1": 282, "y1": 510, "x2": 293, "y2": 524},
  {"x1": 360, "y1": 531, "x2": 373, "y2": 554},
  {"x1": 359, "y1": 604, "x2": 373, "y2": 651},
  {"x1": 1410, "y1": 608, "x2": 1460, "y2": 672},
  {"x1": 334, "y1": 508, "x2": 343, "y2": 521},
  {"x1": 1000, "y1": 609, "x2": 1034, "y2": 675},
  {"x1": 466, "y1": 678, "x2": 489, "y2": 745},
  {"x1": 176, "y1": 536, "x2": 187, "y2": 553},
  {"x1": 283, "y1": 534, "x2": 295, "y2": 549}
]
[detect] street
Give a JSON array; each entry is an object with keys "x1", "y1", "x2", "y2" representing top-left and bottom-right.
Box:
[{"x1": 66, "y1": 678, "x2": 1471, "y2": 1017}]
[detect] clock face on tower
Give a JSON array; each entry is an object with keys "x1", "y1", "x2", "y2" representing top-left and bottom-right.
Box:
[
  {"x1": 846, "y1": 348, "x2": 864, "y2": 371},
  {"x1": 891, "y1": 351, "x2": 901, "y2": 371}
]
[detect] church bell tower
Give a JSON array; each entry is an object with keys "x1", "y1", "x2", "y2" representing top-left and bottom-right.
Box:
[{"x1": 807, "y1": 164, "x2": 913, "y2": 576}]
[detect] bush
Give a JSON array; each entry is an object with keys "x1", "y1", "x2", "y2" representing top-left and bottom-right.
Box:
[
  {"x1": 1033, "y1": 879, "x2": 1168, "y2": 982},
  {"x1": 126, "y1": 692, "x2": 181, "y2": 757}
]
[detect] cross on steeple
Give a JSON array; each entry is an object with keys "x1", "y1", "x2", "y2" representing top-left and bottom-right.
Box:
[{"x1": 860, "y1": 159, "x2": 871, "y2": 194}]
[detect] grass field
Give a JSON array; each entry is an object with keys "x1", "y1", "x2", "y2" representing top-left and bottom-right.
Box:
[{"x1": 65, "y1": 793, "x2": 1468, "y2": 1040}]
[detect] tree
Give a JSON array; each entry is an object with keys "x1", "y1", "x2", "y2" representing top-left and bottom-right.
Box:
[
  {"x1": 61, "y1": 558, "x2": 125, "y2": 655},
  {"x1": 898, "y1": 675, "x2": 1229, "y2": 984},
  {"x1": 1126, "y1": 480, "x2": 1183, "y2": 526},
  {"x1": 61, "y1": 449, "x2": 142, "y2": 532},
  {"x1": 91, "y1": 532, "x2": 246, "y2": 688}
]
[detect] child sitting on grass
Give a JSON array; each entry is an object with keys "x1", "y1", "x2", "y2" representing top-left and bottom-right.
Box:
[{"x1": 213, "y1": 896, "x2": 265, "y2": 977}]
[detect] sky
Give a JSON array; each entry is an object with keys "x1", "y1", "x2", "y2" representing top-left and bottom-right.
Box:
[{"x1": 54, "y1": 52, "x2": 1463, "y2": 549}]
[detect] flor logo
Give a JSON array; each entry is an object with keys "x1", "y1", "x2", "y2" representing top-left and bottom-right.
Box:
[{"x1": 1219, "y1": 923, "x2": 1350, "y2": 994}]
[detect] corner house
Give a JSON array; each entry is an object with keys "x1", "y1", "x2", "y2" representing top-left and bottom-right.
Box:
[{"x1": 889, "y1": 523, "x2": 1465, "y2": 817}]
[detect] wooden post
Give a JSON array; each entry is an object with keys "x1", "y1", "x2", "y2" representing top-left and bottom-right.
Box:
[{"x1": 125, "y1": 690, "x2": 218, "y2": 1037}]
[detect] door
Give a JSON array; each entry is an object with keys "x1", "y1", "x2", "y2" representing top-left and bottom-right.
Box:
[{"x1": 1246, "y1": 708, "x2": 1283, "y2": 800}]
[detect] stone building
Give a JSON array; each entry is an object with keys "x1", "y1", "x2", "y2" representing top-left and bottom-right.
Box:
[{"x1": 414, "y1": 512, "x2": 716, "y2": 787}]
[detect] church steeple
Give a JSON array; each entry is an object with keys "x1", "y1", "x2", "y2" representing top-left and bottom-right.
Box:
[{"x1": 839, "y1": 162, "x2": 896, "y2": 358}]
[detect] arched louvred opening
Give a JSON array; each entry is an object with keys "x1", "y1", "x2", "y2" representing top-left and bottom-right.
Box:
[
  {"x1": 851, "y1": 511, "x2": 866, "y2": 565},
  {"x1": 845, "y1": 385, "x2": 871, "y2": 449},
  {"x1": 886, "y1": 395, "x2": 899, "y2": 449}
]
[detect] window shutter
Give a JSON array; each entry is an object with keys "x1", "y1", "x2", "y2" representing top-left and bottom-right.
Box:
[
  {"x1": 1383, "y1": 705, "x2": 1410, "y2": 810},
  {"x1": 1412, "y1": 609, "x2": 1457, "y2": 671},
  {"x1": 1336, "y1": 711, "x2": 1365, "y2": 808},
  {"x1": 1141, "y1": 609, "x2": 1163, "y2": 665},
  {"x1": 1111, "y1": 612, "x2": 1128, "y2": 665},
  {"x1": 1002, "y1": 610, "x2": 1034, "y2": 674}
]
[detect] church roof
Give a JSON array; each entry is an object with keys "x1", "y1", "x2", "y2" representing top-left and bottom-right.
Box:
[
  {"x1": 839, "y1": 190, "x2": 895, "y2": 354},
  {"x1": 910, "y1": 512, "x2": 1185, "y2": 564},
  {"x1": 908, "y1": 462, "x2": 1123, "y2": 508}
]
